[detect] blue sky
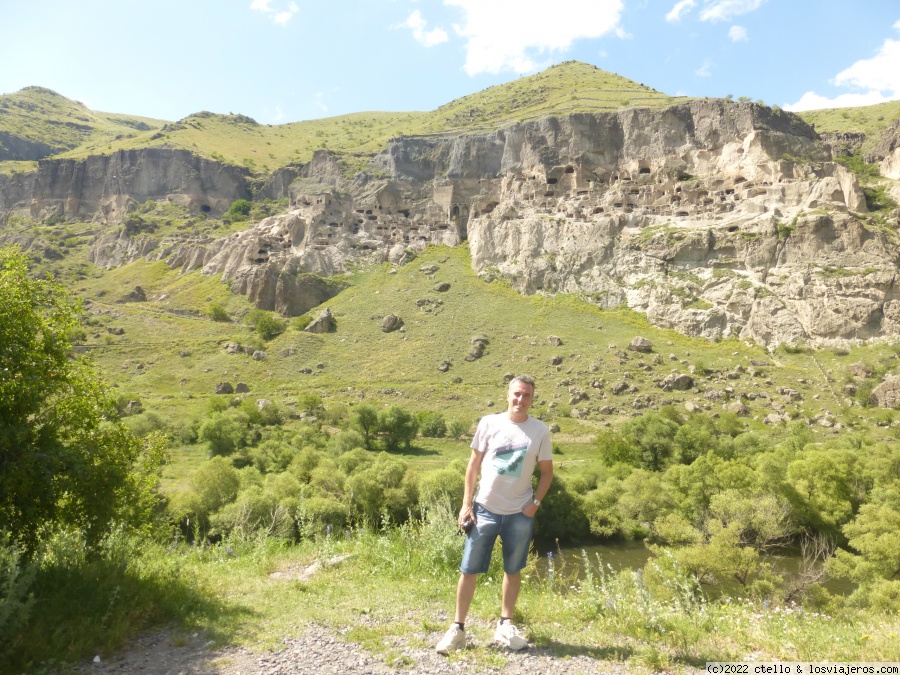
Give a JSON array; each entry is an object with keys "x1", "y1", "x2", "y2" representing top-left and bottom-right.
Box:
[{"x1": 1, "y1": 0, "x2": 898, "y2": 124}]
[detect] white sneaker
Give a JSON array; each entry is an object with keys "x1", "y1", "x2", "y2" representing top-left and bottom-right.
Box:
[
  {"x1": 436, "y1": 624, "x2": 466, "y2": 654},
  {"x1": 493, "y1": 619, "x2": 527, "y2": 650}
]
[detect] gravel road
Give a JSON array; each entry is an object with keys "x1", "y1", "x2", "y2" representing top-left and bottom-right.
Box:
[{"x1": 78, "y1": 623, "x2": 635, "y2": 675}]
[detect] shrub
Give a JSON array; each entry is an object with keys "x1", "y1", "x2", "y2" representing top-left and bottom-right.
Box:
[
  {"x1": 447, "y1": 419, "x2": 471, "y2": 439},
  {"x1": 207, "y1": 303, "x2": 230, "y2": 322},
  {"x1": 199, "y1": 411, "x2": 249, "y2": 457},
  {"x1": 254, "y1": 314, "x2": 287, "y2": 341},
  {"x1": 225, "y1": 199, "x2": 252, "y2": 222},
  {"x1": 418, "y1": 411, "x2": 447, "y2": 438}
]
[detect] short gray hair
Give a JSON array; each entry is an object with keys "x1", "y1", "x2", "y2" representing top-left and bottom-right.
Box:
[{"x1": 509, "y1": 375, "x2": 536, "y2": 391}]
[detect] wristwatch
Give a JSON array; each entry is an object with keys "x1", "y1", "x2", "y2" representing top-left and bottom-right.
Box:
[{"x1": 532, "y1": 498, "x2": 541, "y2": 507}]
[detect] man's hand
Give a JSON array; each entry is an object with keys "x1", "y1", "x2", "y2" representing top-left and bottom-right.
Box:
[
  {"x1": 459, "y1": 505, "x2": 475, "y2": 528},
  {"x1": 522, "y1": 502, "x2": 539, "y2": 518}
]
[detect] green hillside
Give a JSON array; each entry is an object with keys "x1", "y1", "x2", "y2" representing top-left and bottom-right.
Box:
[{"x1": 1, "y1": 62, "x2": 678, "y2": 175}]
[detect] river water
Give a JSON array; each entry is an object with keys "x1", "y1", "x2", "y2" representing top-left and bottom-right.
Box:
[{"x1": 534, "y1": 540, "x2": 855, "y2": 596}]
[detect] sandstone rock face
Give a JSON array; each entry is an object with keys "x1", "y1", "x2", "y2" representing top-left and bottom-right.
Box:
[
  {"x1": 1, "y1": 148, "x2": 249, "y2": 224},
  {"x1": 5, "y1": 100, "x2": 900, "y2": 346}
]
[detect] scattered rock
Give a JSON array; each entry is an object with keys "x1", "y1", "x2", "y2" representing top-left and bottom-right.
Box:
[
  {"x1": 548, "y1": 335, "x2": 563, "y2": 347},
  {"x1": 225, "y1": 342, "x2": 241, "y2": 354},
  {"x1": 252, "y1": 350, "x2": 267, "y2": 361},
  {"x1": 382, "y1": 315, "x2": 404, "y2": 333},
  {"x1": 548, "y1": 423, "x2": 561, "y2": 433},
  {"x1": 438, "y1": 360, "x2": 451, "y2": 372},
  {"x1": 726, "y1": 401, "x2": 750, "y2": 416},
  {"x1": 660, "y1": 373, "x2": 694, "y2": 391},
  {"x1": 419, "y1": 264, "x2": 439, "y2": 275},
  {"x1": 628, "y1": 336, "x2": 653, "y2": 353},
  {"x1": 434, "y1": 282, "x2": 451, "y2": 292},
  {"x1": 305, "y1": 307, "x2": 336, "y2": 333},
  {"x1": 235, "y1": 382, "x2": 250, "y2": 393},
  {"x1": 106, "y1": 327, "x2": 125, "y2": 335},
  {"x1": 610, "y1": 381, "x2": 629, "y2": 395},
  {"x1": 215, "y1": 382, "x2": 234, "y2": 394}
]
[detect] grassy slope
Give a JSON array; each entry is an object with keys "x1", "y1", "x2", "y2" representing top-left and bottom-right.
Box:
[
  {"x1": 798, "y1": 99, "x2": 900, "y2": 154},
  {"x1": 66, "y1": 243, "x2": 900, "y2": 488}
]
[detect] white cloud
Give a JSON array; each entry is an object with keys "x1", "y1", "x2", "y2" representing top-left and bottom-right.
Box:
[
  {"x1": 785, "y1": 27, "x2": 900, "y2": 111},
  {"x1": 666, "y1": 0, "x2": 696, "y2": 22},
  {"x1": 695, "y1": 60, "x2": 712, "y2": 77},
  {"x1": 250, "y1": 0, "x2": 299, "y2": 25},
  {"x1": 785, "y1": 90, "x2": 894, "y2": 112},
  {"x1": 665, "y1": 0, "x2": 763, "y2": 23},
  {"x1": 698, "y1": 0, "x2": 765, "y2": 22},
  {"x1": 403, "y1": 10, "x2": 449, "y2": 47},
  {"x1": 444, "y1": 0, "x2": 624, "y2": 76},
  {"x1": 728, "y1": 25, "x2": 747, "y2": 42}
]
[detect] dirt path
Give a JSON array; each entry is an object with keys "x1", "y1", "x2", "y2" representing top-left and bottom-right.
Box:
[{"x1": 78, "y1": 623, "x2": 636, "y2": 675}]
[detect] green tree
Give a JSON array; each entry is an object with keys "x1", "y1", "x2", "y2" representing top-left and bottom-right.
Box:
[
  {"x1": 377, "y1": 404, "x2": 419, "y2": 451},
  {"x1": 0, "y1": 247, "x2": 164, "y2": 553},
  {"x1": 350, "y1": 404, "x2": 379, "y2": 450},
  {"x1": 225, "y1": 199, "x2": 252, "y2": 222}
]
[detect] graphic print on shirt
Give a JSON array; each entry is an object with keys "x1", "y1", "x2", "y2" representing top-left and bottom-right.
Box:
[{"x1": 493, "y1": 441, "x2": 528, "y2": 478}]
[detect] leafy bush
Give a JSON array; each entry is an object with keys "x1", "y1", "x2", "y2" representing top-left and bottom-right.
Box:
[
  {"x1": 199, "y1": 411, "x2": 249, "y2": 456},
  {"x1": 244, "y1": 310, "x2": 286, "y2": 341},
  {"x1": 447, "y1": 419, "x2": 471, "y2": 439},
  {"x1": 418, "y1": 411, "x2": 447, "y2": 438},
  {"x1": 225, "y1": 199, "x2": 252, "y2": 222},
  {"x1": 207, "y1": 303, "x2": 230, "y2": 322}
]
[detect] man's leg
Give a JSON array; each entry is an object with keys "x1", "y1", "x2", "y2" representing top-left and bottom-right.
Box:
[
  {"x1": 500, "y1": 571, "x2": 521, "y2": 619},
  {"x1": 455, "y1": 573, "x2": 478, "y2": 623}
]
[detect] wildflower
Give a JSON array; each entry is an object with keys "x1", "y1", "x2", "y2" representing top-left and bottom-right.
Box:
[{"x1": 860, "y1": 635, "x2": 871, "y2": 641}]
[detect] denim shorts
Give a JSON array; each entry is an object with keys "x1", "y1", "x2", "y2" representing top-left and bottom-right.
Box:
[{"x1": 460, "y1": 503, "x2": 534, "y2": 575}]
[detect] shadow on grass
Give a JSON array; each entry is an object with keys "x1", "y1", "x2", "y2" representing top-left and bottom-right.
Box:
[
  {"x1": 540, "y1": 640, "x2": 635, "y2": 662},
  {"x1": 542, "y1": 638, "x2": 718, "y2": 669},
  {"x1": 392, "y1": 443, "x2": 440, "y2": 457},
  {"x1": 1, "y1": 550, "x2": 256, "y2": 674}
]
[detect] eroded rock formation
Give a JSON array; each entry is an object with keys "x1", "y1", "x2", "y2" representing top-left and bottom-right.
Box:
[{"x1": 3, "y1": 100, "x2": 900, "y2": 347}]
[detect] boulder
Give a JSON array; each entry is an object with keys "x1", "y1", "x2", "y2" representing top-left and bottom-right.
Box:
[
  {"x1": 305, "y1": 307, "x2": 336, "y2": 334},
  {"x1": 660, "y1": 373, "x2": 694, "y2": 391},
  {"x1": 215, "y1": 382, "x2": 234, "y2": 394},
  {"x1": 547, "y1": 335, "x2": 563, "y2": 347},
  {"x1": 382, "y1": 315, "x2": 404, "y2": 333},
  {"x1": 252, "y1": 350, "x2": 267, "y2": 361},
  {"x1": 628, "y1": 336, "x2": 653, "y2": 353},
  {"x1": 434, "y1": 282, "x2": 451, "y2": 292},
  {"x1": 235, "y1": 382, "x2": 250, "y2": 393},
  {"x1": 726, "y1": 401, "x2": 750, "y2": 416},
  {"x1": 872, "y1": 376, "x2": 900, "y2": 408}
]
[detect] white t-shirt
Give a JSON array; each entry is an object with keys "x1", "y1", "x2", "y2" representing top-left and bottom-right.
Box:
[{"x1": 471, "y1": 413, "x2": 553, "y2": 515}]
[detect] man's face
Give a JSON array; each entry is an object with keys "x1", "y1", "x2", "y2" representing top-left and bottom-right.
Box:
[{"x1": 507, "y1": 380, "x2": 534, "y2": 418}]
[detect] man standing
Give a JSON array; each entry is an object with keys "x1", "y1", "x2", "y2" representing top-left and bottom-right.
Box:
[{"x1": 436, "y1": 375, "x2": 553, "y2": 654}]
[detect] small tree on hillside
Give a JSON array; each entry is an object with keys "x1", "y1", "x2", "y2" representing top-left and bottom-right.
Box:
[{"x1": 377, "y1": 405, "x2": 419, "y2": 451}]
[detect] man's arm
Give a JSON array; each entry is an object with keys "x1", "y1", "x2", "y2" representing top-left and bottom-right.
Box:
[
  {"x1": 522, "y1": 459, "x2": 553, "y2": 518},
  {"x1": 459, "y1": 449, "x2": 484, "y2": 527}
]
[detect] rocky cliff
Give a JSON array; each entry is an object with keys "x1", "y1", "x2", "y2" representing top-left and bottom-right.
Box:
[{"x1": 3, "y1": 99, "x2": 899, "y2": 346}]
